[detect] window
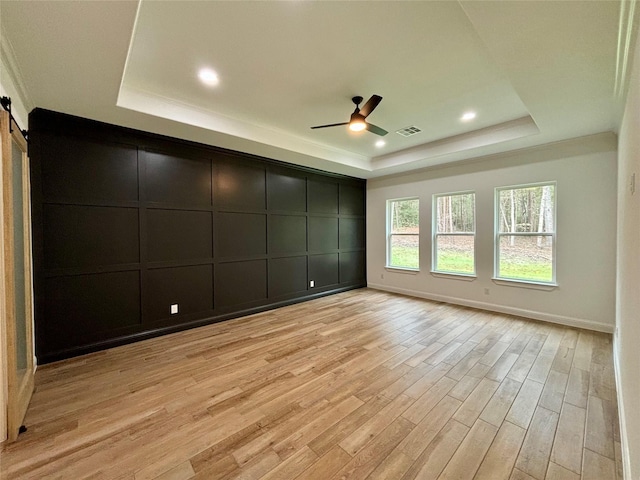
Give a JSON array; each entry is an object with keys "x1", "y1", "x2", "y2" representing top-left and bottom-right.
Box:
[
  {"x1": 495, "y1": 183, "x2": 556, "y2": 284},
  {"x1": 387, "y1": 198, "x2": 419, "y2": 269},
  {"x1": 433, "y1": 192, "x2": 475, "y2": 275}
]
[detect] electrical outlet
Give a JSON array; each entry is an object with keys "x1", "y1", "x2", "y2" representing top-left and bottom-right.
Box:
[
  {"x1": 170, "y1": 304, "x2": 179, "y2": 314},
  {"x1": 484, "y1": 288, "x2": 490, "y2": 295},
  {"x1": 310, "y1": 280, "x2": 315, "y2": 288},
  {"x1": 381, "y1": 273, "x2": 384, "y2": 279}
]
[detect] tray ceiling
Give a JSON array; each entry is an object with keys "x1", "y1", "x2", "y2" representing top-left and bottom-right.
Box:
[{"x1": 0, "y1": 1, "x2": 633, "y2": 178}]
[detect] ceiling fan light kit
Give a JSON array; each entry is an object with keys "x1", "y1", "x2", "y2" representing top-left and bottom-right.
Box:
[
  {"x1": 312, "y1": 95, "x2": 389, "y2": 136},
  {"x1": 348, "y1": 114, "x2": 367, "y2": 132}
]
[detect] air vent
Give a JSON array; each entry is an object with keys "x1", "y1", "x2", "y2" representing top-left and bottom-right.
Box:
[{"x1": 396, "y1": 126, "x2": 422, "y2": 137}]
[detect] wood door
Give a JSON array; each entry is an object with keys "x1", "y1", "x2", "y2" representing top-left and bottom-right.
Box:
[{"x1": 1, "y1": 110, "x2": 35, "y2": 442}]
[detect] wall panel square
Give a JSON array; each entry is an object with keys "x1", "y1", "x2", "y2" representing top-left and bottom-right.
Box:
[
  {"x1": 308, "y1": 179, "x2": 338, "y2": 214},
  {"x1": 215, "y1": 260, "x2": 267, "y2": 308},
  {"x1": 146, "y1": 265, "x2": 213, "y2": 322},
  {"x1": 216, "y1": 212, "x2": 266, "y2": 258},
  {"x1": 339, "y1": 184, "x2": 365, "y2": 215},
  {"x1": 268, "y1": 171, "x2": 306, "y2": 212},
  {"x1": 42, "y1": 271, "x2": 141, "y2": 353},
  {"x1": 41, "y1": 134, "x2": 138, "y2": 203},
  {"x1": 340, "y1": 251, "x2": 365, "y2": 284},
  {"x1": 145, "y1": 151, "x2": 212, "y2": 206},
  {"x1": 269, "y1": 256, "x2": 307, "y2": 297},
  {"x1": 339, "y1": 217, "x2": 365, "y2": 249},
  {"x1": 269, "y1": 215, "x2": 306, "y2": 255},
  {"x1": 309, "y1": 254, "x2": 339, "y2": 288},
  {"x1": 215, "y1": 161, "x2": 266, "y2": 211},
  {"x1": 147, "y1": 209, "x2": 212, "y2": 262},
  {"x1": 44, "y1": 205, "x2": 139, "y2": 269},
  {"x1": 309, "y1": 217, "x2": 338, "y2": 252}
]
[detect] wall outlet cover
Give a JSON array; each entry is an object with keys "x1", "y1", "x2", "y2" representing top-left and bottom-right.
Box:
[{"x1": 170, "y1": 304, "x2": 179, "y2": 314}]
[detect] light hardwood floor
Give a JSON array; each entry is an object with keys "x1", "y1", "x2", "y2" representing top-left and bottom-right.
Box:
[{"x1": 0, "y1": 289, "x2": 622, "y2": 480}]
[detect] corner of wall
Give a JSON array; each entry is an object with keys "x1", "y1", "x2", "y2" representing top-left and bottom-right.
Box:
[
  {"x1": 612, "y1": 331, "x2": 633, "y2": 479},
  {"x1": 615, "y1": 4, "x2": 640, "y2": 478}
]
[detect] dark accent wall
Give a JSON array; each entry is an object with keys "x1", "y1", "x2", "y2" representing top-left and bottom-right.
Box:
[{"x1": 29, "y1": 109, "x2": 366, "y2": 363}]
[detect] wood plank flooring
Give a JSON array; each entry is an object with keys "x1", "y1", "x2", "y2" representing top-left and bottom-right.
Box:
[{"x1": 0, "y1": 289, "x2": 622, "y2": 480}]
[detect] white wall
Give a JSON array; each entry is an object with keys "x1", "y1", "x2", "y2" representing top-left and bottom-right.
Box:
[
  {"x1": 367, "y1": 133, "x2": 617, "y2": 333},
  {"x1": 615, "y1": 26, "x2": 640, "y2": 480}
]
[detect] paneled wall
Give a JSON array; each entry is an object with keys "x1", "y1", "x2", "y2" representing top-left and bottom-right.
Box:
[{"x1": 29, "y1": 109, "x2": 366, "y2": 363}]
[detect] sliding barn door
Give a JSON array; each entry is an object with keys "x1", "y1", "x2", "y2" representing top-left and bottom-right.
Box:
[{"x1": 1, "y1": 110, "x2": 35, "y2": 442}]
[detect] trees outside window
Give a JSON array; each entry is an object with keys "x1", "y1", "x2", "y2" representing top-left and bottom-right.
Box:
[
  {"x1": 433, "y1": 192, "x2": 475, "y2": 275},
  {"x1": 387, "y1": 198, "x2": 419, "y2": 269},
  {"x1": 496, "y1": 183, "x2": 556, "y2": 283}
]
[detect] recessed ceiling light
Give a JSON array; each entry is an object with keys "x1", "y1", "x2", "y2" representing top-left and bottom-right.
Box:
[
  {"x1": 461, "y1": 111, "x2": 476, "y2": 121},
  {"x1": 198, "y1": 68, "x2": 219, "y2": 86},
  {"x1": 375, "y1": 140, "x2": 386, "y2": 148}
]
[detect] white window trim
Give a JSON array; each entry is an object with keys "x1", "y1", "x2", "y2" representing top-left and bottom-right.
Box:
[
  {"x1": 432, "y1": 191, "x2": 476, "y2": 276},
  {"x1": 494, "y1": 181, "x2": 557, "y2": 286},
  {"x1": 385, "y1": 266, "x2": 420, "y2": 274},
  {"x1": 386, "y1": 197, "x2": 420, "y2": 271},
  {"x1": 491, "y1": 277, "x2": 558, "y2": 290},
  {"x1": 430, "y1": 271, "x2": 476, "y2": 281}
]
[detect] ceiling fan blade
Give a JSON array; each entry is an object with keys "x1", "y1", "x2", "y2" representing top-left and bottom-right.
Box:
[
  {"x1": 359, "y1": 95, "x2": 382, "y2": 118},
  {"x1": 310, "y1": 122, "x2": 349, "y2": 130},
  {"x1": 366, "y1": 123, "x2": 388, "y2": 136}
]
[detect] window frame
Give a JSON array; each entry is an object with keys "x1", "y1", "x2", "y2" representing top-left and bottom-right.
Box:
[
  {"x1": 432, "y1": 190, "x2": 476, "y2": 277},
  {"x1": 386, "y1": 197, "x2": 420, "y2": 272},
  {"x1": 494, "y1": 181, "x2": 557, "y2": 286}
]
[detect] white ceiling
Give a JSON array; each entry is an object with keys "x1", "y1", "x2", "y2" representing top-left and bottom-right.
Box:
[{"x1": 0, "y1": 1, "x2": 634, "y2": 178}]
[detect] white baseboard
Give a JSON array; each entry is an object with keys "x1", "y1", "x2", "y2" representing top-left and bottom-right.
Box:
[
  {"x1": 613, "y1": 332, "x2": 632, "y2": 480},
  {"x1": 367, "y1": 283, "x2": 614, "y2": 334}
]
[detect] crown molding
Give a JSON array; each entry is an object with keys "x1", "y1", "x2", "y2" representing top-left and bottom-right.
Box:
[
  {"x1": 0, "y1": 32, "x2": 34, "y2": 113},
  {"x1": 117, "y1": 84, "x2": 372, "y2": 172},
  {"x1": 615, "y1": 0, "x2": 638, "y2": 97}
]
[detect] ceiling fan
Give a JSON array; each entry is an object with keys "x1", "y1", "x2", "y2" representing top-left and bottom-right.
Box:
[{"x1": 311, "y1": 95, "x2": 388, "y2": 136}]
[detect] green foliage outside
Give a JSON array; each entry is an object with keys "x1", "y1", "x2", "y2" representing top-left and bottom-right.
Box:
[
  {"x1": 436, "y1": 193, "x2": 475, "y2": 233},
  {"x1": 391, "y1": 246, "x2": 553, "y2": 282},
  {"x1": 499, "y1": 261, "x2": 552, "y2": 282},
  {"x1": 390, "y1": 199, "x2": 419, "y2": 231},
  {"x1": 435, "y1": 251, "x2": 474, "y2": 274},
  {"x1": 390, "y1": 246, "x2": 419, "y2": 269},
  {"x1": 498, "y1": 185, "x2": 555, "y2": 234}
]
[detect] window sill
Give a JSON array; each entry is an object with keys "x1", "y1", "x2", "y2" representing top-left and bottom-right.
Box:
[
  {"x1": 492, "y1": 277, "x2": 558, "y2": 291},
  {"x1": 430, "y1": 271, "x2": 477, "y2": 281},
  {"x1": 385, "y1": 266, "x2": 420, "y2": 275}
]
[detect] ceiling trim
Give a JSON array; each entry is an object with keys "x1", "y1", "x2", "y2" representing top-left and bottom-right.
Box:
[
  {"x1": 0, "y1": 33, "x2": 34, "y2": 114},
  {"x1": 614, "y1": 0, "x2": 638, "y2": 100},
  {"x1": 116, "y1": 0, "x2": 143, "y2": 102},
  {"x1": 371, "y1": 115, "x2": 540, "y2": 171},
  {"x1": 368, "y1": 131, "x2": 617, "y2": 187},
  {"x1": 117, "y1": 84, "x2": 372, "y2": 172}
]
